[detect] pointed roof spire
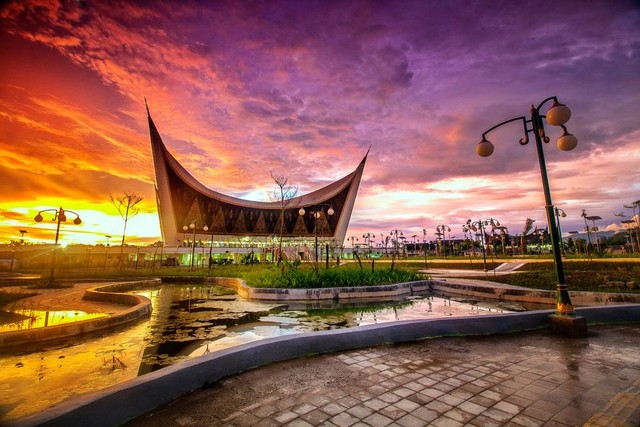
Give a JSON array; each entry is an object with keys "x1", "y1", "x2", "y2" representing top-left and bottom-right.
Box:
[{"x1": 144, "y1": 97, "x2": 150, "y2": 117}]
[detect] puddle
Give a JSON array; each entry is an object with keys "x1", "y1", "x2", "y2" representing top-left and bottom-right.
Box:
[
  {"x1": 0, "y1": 310, "x2": 109, "y2": 332},
  {"x1": 0, "y1": 283, "x2": 535, "y2": 422}
]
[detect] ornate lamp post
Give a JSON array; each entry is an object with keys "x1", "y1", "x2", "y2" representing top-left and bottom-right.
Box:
[
  {"x1": 347, "y1": 236, "x2": 359, "y2": 258},
  {"x1": 299, "y1": 204, "x2": 334, "y2": 268},
  {"x1": 554, "y1": 208, "x2": 567, "y2": 256},
  {"x1": 465, "y1": 218, "x2": 499, "y2": 271},
  {"x1": 104, "y1": 235, "x2": 112, "y2": 270},
  {"x1": 476, "y1": 96, "x2": 578, "y2": 316},
  {"x1": 10, "y1": 229, "x2": 28, "y2": 272},
  {"x1": 495, "y1": 226, "x2": 509, "y2": 256},
  {"x1": 436, "y1": 225, "x2": 451, "y2": 258},
  {"x1": 207, "y1": 227, "x2": 215, "y2": 270},
  {"x1": 581, "y1": 210, "x2": 601, "y2": 256},
  {"x1": 183, "y1": 222, "x2": 208, "y2": 270},
  {"x1": 389, "y1": 229, "x2": 403, "y2": 269},
  {"x1": 624, "y1": 201, "x2": 640, "y2": 251},
  {"x1": 362, "y1": 232, "x2": 375, "y2": 258},
  {"x1": 34, "y1": 207, "x2": 82, "y2": 286},
  {"x1": 422, "y1": 228, "x2": 428, "y2": 268}
]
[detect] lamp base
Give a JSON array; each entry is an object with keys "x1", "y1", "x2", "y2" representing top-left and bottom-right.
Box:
[{"x1": 548, "y1": 314, "x2": 588, "y2": 337}]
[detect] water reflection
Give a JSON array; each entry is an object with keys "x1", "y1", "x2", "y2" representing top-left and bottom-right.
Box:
[
  {"x1": 0, "y1": 283, "x2": 527, "y2": 423},
  {"x1": 0, "y1": 309, "x2": 108, "y2": 332}
]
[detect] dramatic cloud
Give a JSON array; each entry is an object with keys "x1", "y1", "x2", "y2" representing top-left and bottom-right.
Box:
[{"x1": 0, "y1": 0, "x2": 638, "y2": 244}]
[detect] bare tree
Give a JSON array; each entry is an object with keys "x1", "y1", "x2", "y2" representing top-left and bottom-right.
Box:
[
  {"x1": 269, "y1": 171, "x2": 298, "y2": 265},
  {"x1": 110, "y1": 192, "x2": 144, "y2": 269}
]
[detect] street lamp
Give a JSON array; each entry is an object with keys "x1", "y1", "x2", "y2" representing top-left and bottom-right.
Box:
[
  {"x1": 347, "y1": 236, "x2": 359, "y2": 258},
  {"x1": 362, "y1": 232, "x2": 375, "y2": 258},
  {"x1": 389, "y1": 229, "x2": 403, "y2": 268},
  {"x1": 298, "y1": 204, "x2": 334, "y2": 269},
  {"x1": 621, "y1": 220, "x2": 637, "y2": 253},
  {"x1": 436, "y1": 225, "x2": 451, "y2": 258},
  {"x1": 476, "y1": 96, "x2": 577, "y2": 316},
  {"x1": 623, "y1": 201, "x2": 640, "y2": 252},
  {"x1": 554, "y1": 208, "x2": 567, "y2": 256},
  {"x1": 422, "y1": 228, "x2": 428, "y2": 268},
  {"x1": 34, "y1": 207, "x2": 82, "y2": 286},
  {"x1": 183, "y1": 222, "x2": 209, "y2": 270},
  {"x1": 104, "y1": 235, "x2": 112, "y2": 270},
  {"x1": 466, "y1": 218, "x2": 499, "y2": 271},
  {"x1": 581, "y1": 210, "x2": 601, "y2": 256}
]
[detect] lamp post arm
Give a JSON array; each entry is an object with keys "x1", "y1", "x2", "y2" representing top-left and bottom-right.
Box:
[
  {"x1": 481, "y1": 116, "x2": 528, "y2": 141},
  {"x1": 535, "y1": 96, "x2": 559, "y2": 112}
]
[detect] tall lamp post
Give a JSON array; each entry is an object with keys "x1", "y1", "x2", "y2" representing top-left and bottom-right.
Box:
[
  {"x1": 389, "y1": 229, "x2": 403, "y2": 269},
  {"x1": 476, "y1": 96, "x2": 578, "y2": 316},
  {"x1": 104, "y1": 235, "x2": 112, "y2": 270},
  {"x1": 465, "y1": 218, "x2": 499, "y2": 271},
  {"x1": 581, "y1": 210, "x2": 602, "y2": 255},
  {"x1": 624, "y1": 201, "x2": 640, "y2": 252},
  {"x1": 10, "y1": 229, "x2": 28, "y2": 272},
  {"x1": 183, "y1": 222, "x2": 209, "y2": 270},
  {"x1": 347, "y1": 236, "x2": 359, "y2": 258},
  {"x1": 422, "y1": 228, "x2": 428, "y2": 268},
  {"x1": 436, "y1": 225, "x2": 451, "y2": 258},
  {"x1": 298, "y1": 204, "x2": 334, "y2": 269},
  {"x1": 34, "y1": 207, "x2": 82, "y2": 286},
  {"x1": 621, "y1": 220, "x2": 637, "y2": 253},
  {"x1": 554, "y1": 207, "x2": 567, "y2": 256},
  {"x1": 362, "y1": 232, "x2": 375, "y2": 258}
]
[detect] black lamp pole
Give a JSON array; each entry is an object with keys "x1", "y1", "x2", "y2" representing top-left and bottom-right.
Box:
[
  {"x1": 35, "y1": 207, "x2": 82, "y2": 286},
  {"x1": 476, "y1": 96, "x2": 578, "y2": 315}
]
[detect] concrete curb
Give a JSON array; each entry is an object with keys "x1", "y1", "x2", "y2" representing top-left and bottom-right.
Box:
[
  {"x1": 432, "y1": 280, "x2": 640, "y2": 305},
  {"x1": 0, "y1": 279, "x2": 157, "y2": 349},
  {"x1": 211, "y1": 276, "x2": 435, "y2": 301},
  {"x1": 11, "y1": 304, "x2": 640, "y2": 427}
]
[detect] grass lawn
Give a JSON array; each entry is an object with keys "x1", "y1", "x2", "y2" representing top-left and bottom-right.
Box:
[{"x1": 445, "y1": 261, "x2": 639, "y2": 293}]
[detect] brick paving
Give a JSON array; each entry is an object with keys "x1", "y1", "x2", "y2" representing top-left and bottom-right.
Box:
[{"x1": 128, "y1": 324, "x2": 640, "y2": 427}]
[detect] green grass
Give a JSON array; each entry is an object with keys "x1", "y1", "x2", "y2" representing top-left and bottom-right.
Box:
[{"x1": 462, "y1": 261, "x2": 640, "y2": 293}]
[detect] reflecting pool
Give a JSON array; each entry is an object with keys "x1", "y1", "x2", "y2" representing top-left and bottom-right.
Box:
[{"x1": 0, "y1": 283, "x2": 529, "y2": 422}]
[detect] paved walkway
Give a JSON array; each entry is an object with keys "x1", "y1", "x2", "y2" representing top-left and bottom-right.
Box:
[{"x1": 127, "y1": 324, "x2": 640, "y2": 427}]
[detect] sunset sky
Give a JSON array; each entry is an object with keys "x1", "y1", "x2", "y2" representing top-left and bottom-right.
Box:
[{"x1": 1, "y1": 0, "x2": 639, "y2": 247}]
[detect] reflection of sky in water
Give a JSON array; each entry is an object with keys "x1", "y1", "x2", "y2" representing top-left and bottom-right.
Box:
[
  {"x1": 0, "y1": 310, "x2": 108, "y2": 332},
  {"x1": 0, "y1": 284, "x2": 519, "y2": 423}
]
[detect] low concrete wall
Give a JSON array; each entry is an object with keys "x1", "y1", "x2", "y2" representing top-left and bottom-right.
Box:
[
  {"x1": 0, "y1": 280, "x2": 157, "y2": 349},
  {"x1": 13, "y1": 304, "x2": 640, "y2": 427},
  {"x1": 207, "y1": 276, "x2": 434, "y2": 301},
  {"x1": 432, "y1": 280, "x2": 640, "y2": 306}
]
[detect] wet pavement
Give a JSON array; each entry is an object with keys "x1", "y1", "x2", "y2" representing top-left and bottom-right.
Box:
[{"x1": 127, "y1": 324, "x2": 640, "y2": 427}]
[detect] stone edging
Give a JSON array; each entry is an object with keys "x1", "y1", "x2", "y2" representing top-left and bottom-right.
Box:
[
  {"x1": 431, "y1": 280, "x2": 640, "y2": 306},
  {"x1": 0, "y1": 279, "x2": 157, "y2": 349},
  {"x1": 206, "y1": 276, "x2": 435, "y2": 300},
  {"x1": 11, "y1": 304, "x2": 640, "y2": 427}
]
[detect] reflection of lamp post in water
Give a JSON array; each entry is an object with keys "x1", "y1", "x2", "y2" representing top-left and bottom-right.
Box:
[{"x1": 34, "y1": 207, "x2": 82, "y2": 286}]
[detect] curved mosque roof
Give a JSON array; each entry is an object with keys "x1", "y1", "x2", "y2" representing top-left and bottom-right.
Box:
[{"x1": 148, "y1": 109, "x2": 367, "y2": 246}]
